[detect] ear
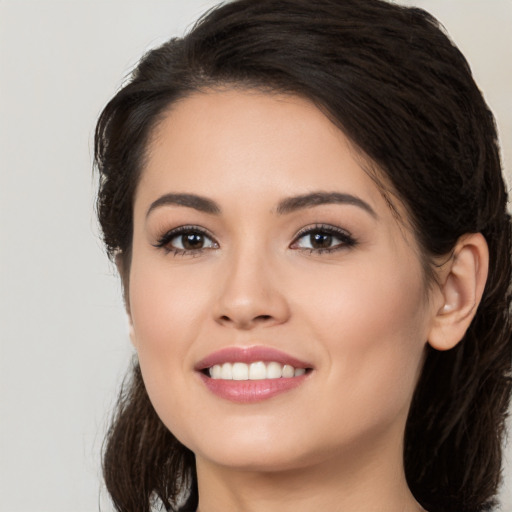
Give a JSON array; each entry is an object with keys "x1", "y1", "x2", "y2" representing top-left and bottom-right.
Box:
[
  {"x1": 428, "y1": 233, "x2": 489, "y2": 351},
  {"x1": 115, "y1": 251, "x2": 137, "y2": 348}
]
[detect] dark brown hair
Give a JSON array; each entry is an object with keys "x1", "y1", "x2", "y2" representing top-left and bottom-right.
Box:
[{"x1": 94, "y1": 1, "x2": 512, "y2": 511}]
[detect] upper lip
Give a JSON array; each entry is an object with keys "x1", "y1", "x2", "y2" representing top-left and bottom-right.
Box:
[{"x1": 195, "y1": 346, "x2": 312, "y2": 371}]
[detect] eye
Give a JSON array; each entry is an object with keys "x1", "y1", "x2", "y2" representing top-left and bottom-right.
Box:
[
  {"x1": 154, "y1": 226, "x2": 218, "y2": 255},
  {"x1": 291, "y1": 224, "x2": 356, "y2": 253},
  {"x1": 172, "y1": 232, "x2": 215, "y2": 251}
]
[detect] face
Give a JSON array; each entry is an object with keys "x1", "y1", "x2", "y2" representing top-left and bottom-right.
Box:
[{"x1": 128, "y1": 90, "x2": 437, "y2": 473}]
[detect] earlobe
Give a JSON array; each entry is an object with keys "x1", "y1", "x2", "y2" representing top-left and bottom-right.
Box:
[{"x1": 428, "y1": 233, "x2": 489, "y2": 351}]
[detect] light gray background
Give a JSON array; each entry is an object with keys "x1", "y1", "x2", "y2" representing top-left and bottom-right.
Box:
[{"x1": 0, "y1": 1, "x2": 510, "y2": 511}]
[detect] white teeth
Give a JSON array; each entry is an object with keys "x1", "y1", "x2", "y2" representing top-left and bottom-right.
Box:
[
  {"x1": 266, "y1": 361, "x2": 282, "y2": 379},
  {"x1": 210, "y1": 364, "x2": 222, "y2": 379},
  {"x1": 249, "y1": 361, "x2": 266, "y2": 380},
  {"x1": 232, "y1": 362, "x2": 249, "y2": 380},
  {"x1": 220, "y1": 362, "x2": 232, "y2": 379},
  {"x1": 208, "y1": 361, "x2": 308, "y2": 380},
  {"x1": 282, "y1": 364, "x2": 295, "y2": 378}
]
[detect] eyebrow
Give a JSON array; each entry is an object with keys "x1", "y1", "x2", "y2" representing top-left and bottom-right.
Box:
[
  {"x1": 146, "y1": 191, "x2": 376, "y2": 218},
  {"x1": 146, "y1": 193, "x2": 221, "y2": 218},
  {"x1": 276, "y1": 192, "x2": 377, "y2": 217}
]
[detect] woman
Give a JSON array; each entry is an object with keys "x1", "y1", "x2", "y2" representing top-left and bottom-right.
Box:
[{"x1": 94, "y1": 0, "x2": 512, "y2": 511}]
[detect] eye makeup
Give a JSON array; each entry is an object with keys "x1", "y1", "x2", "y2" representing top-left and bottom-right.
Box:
[
  {"x1": 152, "y1": 221, "x2": 357, "y2": 258},
  {"x1": 290, "y1": 223, "x2": 357, "y2": 254},
  {"x1": 153, "y1": 225, "x2": 219, "y2": 256}
]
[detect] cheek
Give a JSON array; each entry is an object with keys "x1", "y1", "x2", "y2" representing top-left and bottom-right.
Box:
[
  {"x1": 129, "y1": 254, "x2": 211, "y2": 348},
  {"x1": 127, "y1": 254, "x2": 213, "y2": 410},
  {"x1": 296, "y1": 253, "x2": 429, "y2": 418}
]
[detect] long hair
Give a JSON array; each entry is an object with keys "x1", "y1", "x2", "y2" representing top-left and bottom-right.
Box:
[{"x1": 94, "y1": 1, "x2": 512, "y2": 511}]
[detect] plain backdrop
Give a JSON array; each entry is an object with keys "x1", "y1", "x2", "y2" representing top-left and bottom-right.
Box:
[{"x1": 0, "y1": 1, "x2": 510, "y2": 511}]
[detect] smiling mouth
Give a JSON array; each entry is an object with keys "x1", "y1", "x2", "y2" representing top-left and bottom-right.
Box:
[
  {"x1": 197, "y1": 348, "x2": 313, "y2": 402},
  {"x1": 205, "y1": 361, "x2": 309, "y2": 380}
]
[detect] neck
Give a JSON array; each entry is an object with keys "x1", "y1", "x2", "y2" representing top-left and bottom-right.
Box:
[{"x1": 194, "y1": 427, "x2": 424, "y2": 512}]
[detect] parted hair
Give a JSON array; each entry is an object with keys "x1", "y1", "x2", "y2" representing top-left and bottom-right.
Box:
[{"x1": 94, "y1": 1, "x2": 512, "y2": 511}]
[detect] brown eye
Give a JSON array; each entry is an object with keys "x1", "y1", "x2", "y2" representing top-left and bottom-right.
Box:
[
  {"x1": 309, "y1": 232, "x2": 333, "y2": 249},
  {"x1": 180, "y1": 233, "x2": 206, "y2": 250},
  {"x1": 170, "y1": 230, "x2": 216, "y2": 251},
  {"x1": 292, "y1": 225, "x2": 356, "y2": 253},
  {"x1": 155, "y1": 227, "x2": 218, "y2": 254}
]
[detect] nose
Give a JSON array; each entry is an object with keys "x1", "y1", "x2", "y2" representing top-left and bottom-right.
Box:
[{"x1": 213, "y1": 250, "x2": 290, "y2": 330}]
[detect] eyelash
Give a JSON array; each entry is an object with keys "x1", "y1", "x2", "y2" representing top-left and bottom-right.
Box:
[
  {"x1": 154, "y1": 223, "x2": 357, "y2": 256},
  {"x1": 290, "y1": 224, "x2": 357, "y2": 254},
  {"x1": 154, "y1": 225, "x2": 217, "y2": 257}
]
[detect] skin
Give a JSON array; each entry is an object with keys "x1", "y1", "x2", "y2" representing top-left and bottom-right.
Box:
[{"x1": 126, "y1": 89, "x2": 487, "y2": 512}]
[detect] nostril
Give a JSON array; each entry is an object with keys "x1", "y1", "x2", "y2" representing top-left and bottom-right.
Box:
[
  {"x1": 256, "y1": 315, "x2": 272, "y2": 322},
  {"x1": 217, "y1": 313, "x2": 274, "y2": 326},
  {"x1": 219, "y1": 314, "x2": 272, "y2": 321}
]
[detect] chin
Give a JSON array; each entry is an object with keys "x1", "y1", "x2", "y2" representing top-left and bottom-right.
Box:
[{"x1": 194, "y1": 442, "x2": 321, "y2": 473}]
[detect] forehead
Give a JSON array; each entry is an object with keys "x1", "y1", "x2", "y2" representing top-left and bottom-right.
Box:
[{"x1": 138, "y1": 89, "x2": 385, "y2": 210}]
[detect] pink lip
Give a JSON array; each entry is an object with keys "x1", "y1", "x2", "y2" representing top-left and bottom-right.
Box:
[
  {"x1": 198, "y1": 373, "x2": 309, "y2": 403},
  {"x1": 195, "y1": 346, "x2": 313, "y2": 404},
  {"x1": 195, "y1": 346, "x2": 311, "y2": 370}
]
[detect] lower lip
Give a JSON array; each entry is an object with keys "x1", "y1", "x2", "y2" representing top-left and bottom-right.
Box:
[{"x1": 199, "y1": 373, "x2": 308, "y2": 403}]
